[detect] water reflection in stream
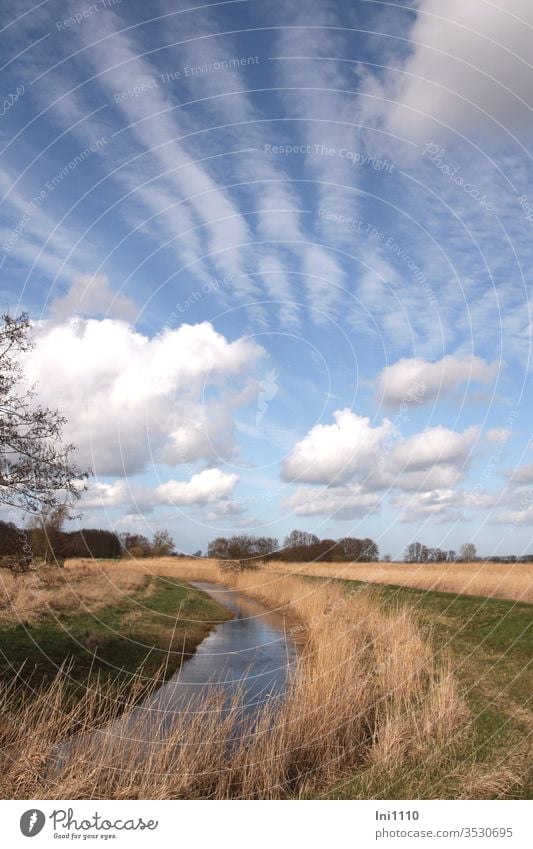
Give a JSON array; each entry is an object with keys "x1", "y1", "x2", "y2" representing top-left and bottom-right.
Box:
[
  {"x1": 71, "y1": 581, "x2": 297, "y2": 757},
  {"x1": 150, "y1": 581, "x2": 297, "y2": 717}
]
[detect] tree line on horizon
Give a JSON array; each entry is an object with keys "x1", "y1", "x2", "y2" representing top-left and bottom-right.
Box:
[
  {"x1": 403, "y1": 540, "x2": 533, "y2": 563},
  {"x1": 2, "y1": 518, "x2": 532, "y2": 568},
  {"x1": 0, "y1": 518, "x2": 177, "y2": 568},
  {"x1": 208, "y1": 530, "x2": 380, "y2": 564},
  {"x1": 404, "y1": 541, "x2": 468, "y2": 563}
]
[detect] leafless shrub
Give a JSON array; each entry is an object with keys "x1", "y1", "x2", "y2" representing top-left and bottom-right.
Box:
[{"x1": 218, "y1": 558, "x2": 260, "y2": 572}]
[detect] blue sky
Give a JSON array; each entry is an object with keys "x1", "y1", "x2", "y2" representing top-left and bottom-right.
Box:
[{"x1": 1, "y1": 0, "x2": 532, "y2": 557}]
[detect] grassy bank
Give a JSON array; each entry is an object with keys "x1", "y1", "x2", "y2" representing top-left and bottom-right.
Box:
[
  {"x1": 301, "y1": 576, "x2": 532, "y2": 799},
  {"x1": 150, "y1": 560, "x2": 531, "y2": 799},
  {"x1": 0, "y1": 565, "x2": 232, "y2": 692}
]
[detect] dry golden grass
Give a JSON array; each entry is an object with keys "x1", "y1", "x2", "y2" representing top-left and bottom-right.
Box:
[
  {"x1": 0, "y1": 560, "x2": 146, "y2": 625},
  {"x1": 262, "y1": 558, "x2": 533, "y2": 603},
  {"x1": 0, "y1": 558, "x2": 470, "y2": 799}
]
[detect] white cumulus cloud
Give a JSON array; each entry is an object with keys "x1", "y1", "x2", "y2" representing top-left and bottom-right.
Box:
[
  {"x1": 363, "y1": 0, "x2": 533, "y2": 142},
  {"x1": 283, "y1": 409, "x2": 394, "y2": 485},
  {"x1": 25, "y1": 318, "x2": 264, "y2": 476},
  {"x1": 81, "y1": 469, "x2": 239, "y2": 512},
  {"x1": 283, "y1": 484, "x2": 380, "y2": 518},
  {"x1": 282, "y1": 407, "x2": 480, "y2": 521},
  {"x1": 390, "y1": 425, "x2": 479, "y2": 472},
  {"x1": 376, "y1": 354, "x2": 498, "y2": 407},
  {"x1": 156, "y1": 469, "x2": 239, "y2": 505}
]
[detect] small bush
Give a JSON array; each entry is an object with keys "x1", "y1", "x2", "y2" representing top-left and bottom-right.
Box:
[
  {"x1": 0, "y1": 555, "x2": 32, "y2": 573},
  {"x1": 218, "y1": 558, "x2": 260, "y2": 573}
]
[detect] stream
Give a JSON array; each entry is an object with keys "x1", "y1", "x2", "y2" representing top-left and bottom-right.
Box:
[
  {"x1": 148, "y1": 581, "x2": 297, "y2": 717},
  {"x1": 64, "y1": 581, "x2": 298, "y2": 759}
]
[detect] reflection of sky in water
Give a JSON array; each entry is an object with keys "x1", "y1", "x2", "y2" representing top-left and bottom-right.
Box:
[
  {"x1": 151, "y1": 582, "x2": 297, "y2": 718},
  {"x1": 68, "y1": 582, "x2": 298, "y2": 758}
]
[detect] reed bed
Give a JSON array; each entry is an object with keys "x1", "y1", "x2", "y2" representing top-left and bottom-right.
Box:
[
  {"x1": 263, "y1": 559, "x2": 533, "y2": 603},
  {"x1": 0, "y1": 561, "x2": 147, "y2": 625}
]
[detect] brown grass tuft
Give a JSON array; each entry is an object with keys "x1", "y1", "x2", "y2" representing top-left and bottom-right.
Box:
[{"x1": 0, "y1": 560, "x2": 147, "y2": 625}]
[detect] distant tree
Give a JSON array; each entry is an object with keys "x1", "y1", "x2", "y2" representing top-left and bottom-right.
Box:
[
  {"x1": 208, "y1": 536, "x2": 232, "y2": 560},
  {"x1": 459, "y1": 542, "x2": 477, "y2": 562},
  {"x1": 338, "y1": 537, "x2": 379, "y2": 562},
  {"x1": 65, "y1": 529, "x2": 122, "y2": 559},
  {"x1": 208, "y1": 534, "x2": 278, "y2": 568},
  {"x1": 338, "y1": 537, "x2": 365, "y2": 561},
  {"x1": 405, "y1": 542, "x2": 423, "y2": 562},
  {"x1": 307, "y1": 538, "x2": 341, "y2": 561},
  {"x1": 28, "y1": 503, "x2": 69, "y2": 565},
  {"x1": 426, "y1": 547, "x2": 447, "y2": 562},
  {"x1": 151, "y1": 529, "x2": 175, "y2": 557},
  {"x1": 283, "y1": 529, "x2": 319, "y2": 548},
  {"x1": 404, "y1": 541, "x2": 448, "y2": 563},
  {"x1": 278, "y1": 535, "x2": 379, "y2": 563},
  {"x1": 0, "y1": 312, "x2": 87, "y2": 515},
  {"x1": 0, "y1": 521, "x2": 19, "y2": 553},
  {"x1": 361, "y1": 538, "x2": 379, "y2": 561},
  {"x1": 254, "y1": 537, "x2": 278, "y2": 559},
  {"x1": 0, "y1": 520, "x2": 25, "y2": 559},
  {"x1": 193, "y1": 550, "x2": 203, "y2": 558},
  {"x1": 405, "y1": 543, "x2": 454, "y2": 564}
]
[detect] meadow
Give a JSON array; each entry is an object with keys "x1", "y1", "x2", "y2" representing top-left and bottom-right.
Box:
[
  {"x1": 0, "y1": 557, "x2": 530, "y2": 799},
  {"x1": 264, "y1": 558, "x2": 533, "y2": 604},
  {"x1": 0, "y1": 561, "x2": 232, "y2": 689}
]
